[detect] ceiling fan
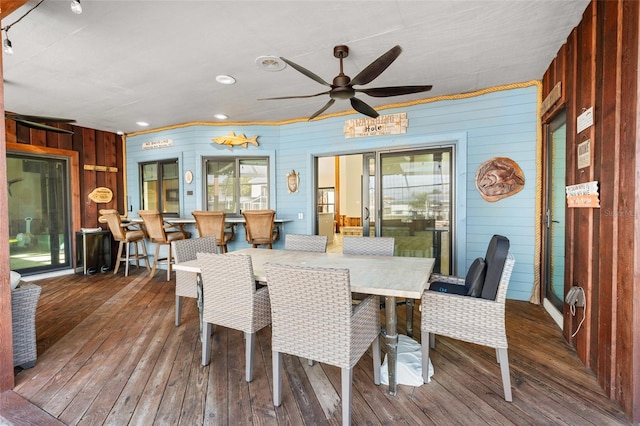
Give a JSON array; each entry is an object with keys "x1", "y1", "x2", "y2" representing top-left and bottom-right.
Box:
[
  {"x1": 5, "y1": 112, "x2": 75, "y2": 134},
  {"x1": 259, "y1": 45, "x2": 433, "y2": 120}
]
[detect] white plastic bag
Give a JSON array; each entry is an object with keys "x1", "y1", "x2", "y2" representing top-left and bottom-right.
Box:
[{"x1": 380, "y1": 334, "x2": 433, "y2": 386}]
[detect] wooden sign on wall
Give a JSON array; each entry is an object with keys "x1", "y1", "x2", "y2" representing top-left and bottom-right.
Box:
[{"x1": 343, "y1": 113, "x2": 408, "y2": 138}]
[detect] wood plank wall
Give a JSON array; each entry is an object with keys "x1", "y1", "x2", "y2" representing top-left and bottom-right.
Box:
[
  {"x1": 540, "y1": 1, "x2": 639, "y2": 422},
  {"x1": 5, "y1": 121, "x2": 125, "y2": 229}
]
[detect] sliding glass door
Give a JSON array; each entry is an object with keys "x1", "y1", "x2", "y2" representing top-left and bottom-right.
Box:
[
  {"x1": 379, "y1": 148, "x2": 452, "y2": 273},
  {"x1": 7, "y1": 153, "x2": 72, "y2": 274}
]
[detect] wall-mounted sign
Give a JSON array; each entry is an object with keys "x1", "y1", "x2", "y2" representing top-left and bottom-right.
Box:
[
  {"x1": 577, "y1": 139, "x2": 591, "y2": 169},
  {"x1": 88, "y1": 187, "x2": 113, "y2": 203},
  {"x1": 566, "y1": 181, "x2": 599, "y2": 208},
  {"x1": 84, "y1": 164, "x2": 118, "y2": 173},
  {"x1": 343, "y1": 113, "x2": 408, "y2": 138},
  {"x1": 142, "y1": 138, "x2": 173, "y2": 150},
  {"x1": 577, "y1": 107, "x2": 594, "y2": 134},
  {"x1": 541, "y1": 82, "x2": 562, "y2": 115}
]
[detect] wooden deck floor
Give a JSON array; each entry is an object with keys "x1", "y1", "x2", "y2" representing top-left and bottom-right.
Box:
[{"x1": 5, "y1": 267, "x2": 633, "y2": 425}]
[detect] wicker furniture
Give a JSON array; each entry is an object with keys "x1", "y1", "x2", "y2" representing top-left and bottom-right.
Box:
[
  {"x1": 138, "y1": 210, "x2": 187, "y2": 281},
  {"x1": 172, "y1": 247, "x2": 434, "y2": 395},
  {"x1": 265, "y1": 263, "x2": 381, "y2": 426},
  {"x1": 197, "y1": 253, "x2": 271, "y2": 382},
  {"x1": 421, "y1": 235, "x2": 515, "y2": 401},
  {"x1": 99, "y1": 209, "x2": 150, "y2": 276},
  {"x1": 284, "y1": 234, "x2": 328, "y2": 252},
  {"x1": 192, "y1": 210, "x2": 234, "y2": 253},
  {"x1": 11, "y1": 283, "x2": 42, "y2": 369},
  {"x1": 172, "y1": 236, "x2": 218, "y2": 326},
  {"x1": 242, "y1": 209, "x2": 279, "y2": 249}
]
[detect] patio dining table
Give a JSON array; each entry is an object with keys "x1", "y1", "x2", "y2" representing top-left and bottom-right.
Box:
[{"x1": 173, "y1": 247, "x2": 434, "y2": 395}]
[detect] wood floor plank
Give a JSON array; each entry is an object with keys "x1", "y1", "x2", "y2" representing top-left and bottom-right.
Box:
[{"x1": 6, "y1": 273, "x2": 634, "y2": 426}]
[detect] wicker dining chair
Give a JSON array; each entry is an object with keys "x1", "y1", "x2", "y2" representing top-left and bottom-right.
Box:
[
  {"x1": 284, "y1": 234, "x2": 328, "y2": 252},
  {"x1": 99, "y1": 209, "x2": 150, "y2": 276},
  {"x1": 265, "y1": 262, "x2": 381, "y2": 426},
  {"x1": 172, "y1": 236, "x2": 218, "y2": 326},
  {"x1": 197, "y1": 253, "x2": 271, "y2": 382},
  {"x1": 138, "y1": 210, "x2": 186, "y2": 281},
  {"x1": 421, "y1": 234, "x2": 515, "y2": 401},
  {"x1": 342, "y1": 236, "x2": 418, "y2": 336},
  {"x1": 242, "y1": 209, "x2": 279, "y2": 249},
  {"x1": 192, "y1": 210, "x2": 234, "y2": 253}
]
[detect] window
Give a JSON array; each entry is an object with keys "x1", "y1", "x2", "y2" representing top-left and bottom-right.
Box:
[
  {"x1": 140, "y1": 159, "x2": 180, "y2": 215},
  {"x1": 204, "y1": 157, "x2": 269, "y2": 215},
  {"x1": 317, "y1": 187, "x2": 335, "y2": 213}
]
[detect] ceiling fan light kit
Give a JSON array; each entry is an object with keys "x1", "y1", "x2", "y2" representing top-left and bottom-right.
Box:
[{"x1": 259, "y1": 44, "x2": 432, "y2": 120}]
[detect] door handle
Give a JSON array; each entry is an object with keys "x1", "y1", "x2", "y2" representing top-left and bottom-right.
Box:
[{"x1": 364, "y1": 207, "x2": 370, "y2": 221}]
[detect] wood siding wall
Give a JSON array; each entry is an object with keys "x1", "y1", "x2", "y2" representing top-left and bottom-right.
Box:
[
  {"x1": 541, "y1": 1, "x2": 639, "y2": 421},
  {"x1": 5, "y1": 121, "x2": 125, "y2": 230}
]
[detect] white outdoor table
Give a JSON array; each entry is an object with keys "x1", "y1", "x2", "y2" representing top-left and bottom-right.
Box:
[{"x1": 173, "y1": 247, "x2": 434, "y2": 395}]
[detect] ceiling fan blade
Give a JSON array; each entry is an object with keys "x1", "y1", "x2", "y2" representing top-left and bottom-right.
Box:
[
  {"x1": 350, "y1": 45, "x2": 402, "y2": 86},
  {"x1": 308, "y1": 99, "x2": 336, "y2": 120},
  {"x1": 280, "y1": 57, "x2": 331, "y2": 87},
  {"x1": 350, "y1": 97, "x2": 379, "y2": 118},
  {"x1": 6, "y1": 112, "x2": 76, "y2": 123},
  {"x1": 13, "y1": 119, "x2": 74, "y2": 134},
  {"x1": 259, "y1": 90, "x2": 330, "y2": 101},
  {"x1": 357, "y1": 85, "x2": 433, "y2": 97}
]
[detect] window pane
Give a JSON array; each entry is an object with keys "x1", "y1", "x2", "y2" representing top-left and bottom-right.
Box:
[
  {"x1": 206, "y1": 160, "x2": 236, "y2": 213},
  {"x1": 142, "y1": 164, "x2": 158, "y2": 210},
  {"x1": 240, "y1": 159, "x2": 268, "y2": 211},
  {"x1": 162, "y1": 162, "x2": 179, "y2": 214}
]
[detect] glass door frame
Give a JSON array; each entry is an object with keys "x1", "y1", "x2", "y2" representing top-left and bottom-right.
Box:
[{"x1": 7, "y1": 143, "x2": 80, "y2": 275}]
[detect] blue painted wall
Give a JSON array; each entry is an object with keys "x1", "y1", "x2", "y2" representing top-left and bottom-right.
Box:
[{"x1": 126, "y1": 84, "x2": 538, "y2": 301}]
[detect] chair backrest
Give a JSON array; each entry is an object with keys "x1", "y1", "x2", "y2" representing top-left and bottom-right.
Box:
[
  {"x1": 265, "y1": 262, "x2": 354, "y2": 367},
  {"x1": 480, "y1": 234, "x2": 510, "y2": 300},
  {"x1": 192, "y1": 210, "x2": 226, "y2": 240},
  {"x1": 197, "y1": 253, "x2": 264, "y2": 331},
  {"x1": 342, "y1": 236, "x2": 395, "y2": 256},
  {"x1": 284, "y1": 234, "x2": 327, "y2": 252},
  {"x1": 242, "y1": 210, "x2": 275, "y2": 242},
  {"x1": 99, "y1": 209, "x2": 125, "y2": 241},
  {"x1": 172, "y1": 236, "x2": 218, "y2": 263},
  {"x1": 138, "y1": 210, "x2": 167, "y2": 243}
]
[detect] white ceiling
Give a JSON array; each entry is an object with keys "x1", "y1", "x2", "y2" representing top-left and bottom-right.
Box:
[{"x1": 2, "y1": 0, "x2": 589, "y2": 134}]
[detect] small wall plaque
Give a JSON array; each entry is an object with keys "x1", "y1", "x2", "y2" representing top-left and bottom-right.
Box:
[
  {"x1": 88, "y1": 187, "x2": 113, "y2": 203},
  {"x1": 286, "y1": 169, "x2": 299, "y2": 193}
]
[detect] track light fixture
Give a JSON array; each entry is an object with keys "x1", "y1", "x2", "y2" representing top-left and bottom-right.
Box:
[
  {"x1": 3, "y1": 31, "x2": 13, "y2": 55},
  {"x1": 70, "y1": 0, "x2": 82, "y2": 15}
]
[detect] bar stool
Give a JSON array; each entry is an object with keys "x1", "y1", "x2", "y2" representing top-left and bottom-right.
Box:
[
  {"x1": 138, "y1": 210, "x2": 186, "y2": 281},
  {"x1": 99, "y1": 209, "x2": 150, "y2": 276}
]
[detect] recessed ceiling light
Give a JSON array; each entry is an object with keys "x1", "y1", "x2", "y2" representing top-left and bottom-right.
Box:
[
  {"x1": 215, "y1": 75, "x2": 236, "y2": 85},
  {"x1": 136, "y1": 121, "x2": 149, "y2": 127},
  {"x1": 255, "y1": 55, "x2": 286, "y2": 72},
  {"x1": 214, "y1": 113, "x2": 229, "y2": 120},
  {"x1": 116, "y1": 130, "x2": 124, "y2": 135}
]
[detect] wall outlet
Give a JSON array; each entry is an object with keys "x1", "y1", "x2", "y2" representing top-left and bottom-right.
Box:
[{"x1": 298, "y1": 212, "x2": 304, "y2": 219}]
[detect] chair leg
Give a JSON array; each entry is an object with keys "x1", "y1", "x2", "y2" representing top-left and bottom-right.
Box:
[
  {"x1": 421, "y1": 329, "x2": 431, "y2": 384},
  {"x1": 245, "y1": 331, "x2": 255, "y2": 382},
  {"x1": 273, "y1": 351, "x2": 283, "y2": 406},
  {"x1": 166, "y1": 244, "x2": 172, "y2": 281},
  {"x1": 113, "y1": 241, "x2": 125, "y2": 275},
  {"x1": 497, "y1": 347, "x2": 513, "y2": 401},
  {"x1": 151, "y1": 244, "x2": 161, "y2": 277},
  {"x1": 175, "y1": 295, "x2": 183, "y2": 326},
  {"x1": 124, "y1": 241, "x2": 132, "y2": 277},
  {"x1": 406, "y1": 299, "x2": 414, "y2": 337},
  {"x1": 372, "y1": 334, "x2": 381, "y2": 385},
  {"x1": 139, "y1": 240, "x2": 150, "y2": 271},
  {"x1": 201, "y1": 322, "x2": 213, "y2": 366},
  {"x1": 429, "y1": 332, "x2": 436, "y2": 349},
  {"x1": 341, "y1": 367, "x2": 353, "y2": 426}
]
